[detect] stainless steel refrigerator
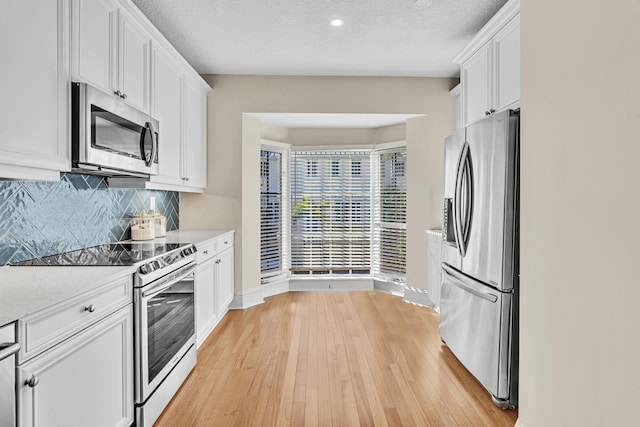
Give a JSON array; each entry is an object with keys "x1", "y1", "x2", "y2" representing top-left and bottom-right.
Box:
[{"x1": 440, "y1": 109, "x2": 519, "y2": 408}]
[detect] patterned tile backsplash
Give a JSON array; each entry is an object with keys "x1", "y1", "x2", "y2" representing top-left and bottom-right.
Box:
[{"x1": 0, "y1": 173, "x2": 179, "y2": 265}]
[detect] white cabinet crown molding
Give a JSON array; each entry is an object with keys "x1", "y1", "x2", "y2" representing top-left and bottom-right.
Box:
[
  {"x1": 452, "y1": 0, "x2": 520, "y2": 64},
  {"x1": 114, "y1": 0, "x2": 210, "y2": 91}
]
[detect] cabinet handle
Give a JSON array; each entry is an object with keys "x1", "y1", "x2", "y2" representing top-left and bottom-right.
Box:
[
  {"x1": 224, "y1": 241, "x2": 228, "y2": 245},
  {"x1": 25, "y1": 375, "x2": 39, "y2": 388},
  {"x1": 114, "y1": 90, "x2": 122, "y2": 97},
  {"x1": 185, "y1": 177, "x2": 190, "y2": 182},
  {"x1": 485, "y1": 109, "x2": 496, "y2": 116},
  {"x1": 215, "y1": 259, "x2": 221, "y2": 264},
  {"x1": 203, "y1": 250, "x2": 209, "y2": 255},
  {"x1": 84, "y1": 304, "x2": 96, "y2": 313},
  {"x1": 121, "y1": 93, "x2": 127, "y2": 100}
]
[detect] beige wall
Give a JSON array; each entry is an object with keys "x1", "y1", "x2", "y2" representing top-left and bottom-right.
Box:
[
  {"x1": 181, "y1": 75, "x2": 455, "y2": 295},
  {"x1": 288, "y1": 127, "x2": 373, "y2": 146},
  {"x1": 260, "y1": 122, "x2": 288, "y2": 142},
  {"x1": 519, "y1": 1, "x2": 640, "y2": 426}
]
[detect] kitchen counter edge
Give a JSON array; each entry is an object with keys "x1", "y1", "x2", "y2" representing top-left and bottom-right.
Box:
[
  {"x1": 0, "y1": 230, "x2": 234, "y2": 327},
  {"x1": 0, "y1": 265, "x2": 135, "y2": 327}
]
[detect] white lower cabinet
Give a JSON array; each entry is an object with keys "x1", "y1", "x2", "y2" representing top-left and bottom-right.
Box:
[
  {"x1": 17, "y1": 305, "x2": 133, "y2": 427},
  {"x1": 215, "y1": 247, "x2": 234, "y2": 316},
  {"x1": 195, "y1": 257, "x2": 216, "y2": 345},
  {"x1": 195, "y1": 233, "x2": 235, "y2": 347}
]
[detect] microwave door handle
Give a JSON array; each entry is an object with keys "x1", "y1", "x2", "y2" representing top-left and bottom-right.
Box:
[
  {"x1": 140, "y1": 121, "x2": 156, "y2": 167},
  {"x1": 149, "y1": 121, "x2": 158, "y2": 167}
]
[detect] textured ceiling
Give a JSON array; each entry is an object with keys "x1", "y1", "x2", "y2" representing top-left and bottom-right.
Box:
[{"x1": 131, "y1": 0, "x2": 508, "y2": 77}]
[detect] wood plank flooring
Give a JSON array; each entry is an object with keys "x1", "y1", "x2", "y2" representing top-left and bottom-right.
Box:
[{"x1": 155, "y1": 291, "x2": 518, "y2": 427}]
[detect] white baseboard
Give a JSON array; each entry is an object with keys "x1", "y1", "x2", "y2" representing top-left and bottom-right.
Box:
[
  {"x1": 515, "y1": 419, "x2": 525, "y2": 427},
  {"x1": 403, "y1": 286, "x2": 435, "y2": 308},
  {"x1": 289, "y1": 277, "x2": 374, "y2": 291},
  {"x1": 231, "y1": 278, "x2": 426, "y2": 311},
  {"x1": 373, "y1": 279, "x2": 405, "y2": 297},
  {"x1": 229, "y1": 286, "x2": 265, "y2": 310},
  {"x1": 262, "y1": 278, "x2": 290, "y2": 298}
]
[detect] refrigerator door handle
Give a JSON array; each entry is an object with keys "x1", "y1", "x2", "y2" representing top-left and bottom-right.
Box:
[
  {"x1": 462, "y1": 147, "x2": 474, "y2": 250},
  {"x1": 442, "y1": 264, "x2": 498, "y2": 303},
  {"x1": 454, "y1": 142, "x2": 468, "y2": 257}
]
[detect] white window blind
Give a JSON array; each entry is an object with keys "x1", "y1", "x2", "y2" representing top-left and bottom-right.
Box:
[
  {"x1": 260, "y1": 147, "x2": 289, "y2": 279},
  {"x1": 290, "y1": 151, "x2": 371, "y2": 275},
  {"x1": 372, "y1": 148, "x2": 407, "y2": 280}
]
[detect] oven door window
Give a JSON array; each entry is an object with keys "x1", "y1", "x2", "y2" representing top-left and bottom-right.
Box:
[
  {"x1": 91, "y1": 105, "x2": 147, "y2": 160},
  {"x1": 146, "y1": 278, "x2": 194, "y2": 383}
]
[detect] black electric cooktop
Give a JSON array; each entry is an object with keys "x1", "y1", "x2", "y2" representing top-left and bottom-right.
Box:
[{"x1": 11, "y1": 243, "x2": 185, "y2": 267}]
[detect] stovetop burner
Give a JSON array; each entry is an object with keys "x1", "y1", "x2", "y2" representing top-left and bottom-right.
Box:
[{"x1": 11, "y1": 243, "x2": 185, "y2": 267}]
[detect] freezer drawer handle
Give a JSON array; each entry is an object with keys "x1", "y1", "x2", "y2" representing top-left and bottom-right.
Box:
[{"x1": 442, "y1": 265, "x2": 498, "y2": 303}]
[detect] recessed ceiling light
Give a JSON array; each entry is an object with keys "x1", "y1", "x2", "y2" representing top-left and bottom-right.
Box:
[
  {"x1": 413, "y1": 0, "x2": 431, "y2": 8},
  {"x1": 330, "y1": 18, "x2": 343, "y2": 27}
]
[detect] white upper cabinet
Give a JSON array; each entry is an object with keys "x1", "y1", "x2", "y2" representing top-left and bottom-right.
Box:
[
  {"x1": 72, "y1": 0, "x2": 115, "y2": 96},
  {"x1": 151, "y1": 45, "x2": 184, "y2": 187},
  {"x1": 454, "y1": 0, "x2": 520, "y2": 127},
  {"x1": 142, "y1": 45, "x2": 209, "y2": 192},
  {"x1": 72, "y1": 0, "x2": 151, "y2": 113},
  {"x1": 183, "y1": 77, "x2": 208, "y2": 189},
  {"x1": 118, "y1": 9, "x2": 150, "y2": 113},
  {"x1": 461, "y1": 41, "x2": 493, "y2": 127},
  {"x1": 0, "y1": 0, "x2": 70, "y2": 181},
  {"x1": 450, "y1": 84, "x2": 462, "y2": 130},
  {"x1": 493, "y1": 15, "x2": 521, "y2": 112}
]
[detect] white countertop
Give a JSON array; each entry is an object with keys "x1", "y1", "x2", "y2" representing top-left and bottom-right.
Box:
[
  {"x1": 0, "y1": 229, "x2": 234, "y2": 328},
  {"x1": 151, "y1": 229, "x2": 234, "y2": 246},
  {"x1": 0, "y1": 265, "x2": 135, "y2": 327}
]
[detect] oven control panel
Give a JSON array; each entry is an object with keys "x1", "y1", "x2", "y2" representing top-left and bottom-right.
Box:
[{"x1": 138, "y1": 245, "x2": 197, "y2": 275}]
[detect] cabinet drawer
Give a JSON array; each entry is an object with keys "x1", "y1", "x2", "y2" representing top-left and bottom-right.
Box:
[
  {"x1": 215, "y1": 235, "x2": 233, "y2": 253},
  {"x1": 17, "y1": 305, "x2": 133, "y2": 427},
  {"x1": 18, "y1": 275, "x2": 132, "y2": 363},
  {"x1": 196, "y1": 240, "x2": 216, "y2": 263}
]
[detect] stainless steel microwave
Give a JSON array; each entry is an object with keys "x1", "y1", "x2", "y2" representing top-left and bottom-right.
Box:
[{"x1": 72, "y1": 82, "x2": 159, "y2": 177}]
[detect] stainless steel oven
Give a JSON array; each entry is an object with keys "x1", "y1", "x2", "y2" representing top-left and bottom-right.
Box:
[
  {"x1": 72, "y1": 82, "x2": 159, "y2": 177},
  {"x1": 11, "y1": 242, "x2": 198, "y2": 427},
  {"x1": 134, "y1": 252, "x2": 197, "y2": 427}
]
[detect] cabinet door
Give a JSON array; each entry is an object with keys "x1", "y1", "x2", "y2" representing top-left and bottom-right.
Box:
[
  {"x1": 215, "y1": 247, "x2": 235, "y2": 315},
  {"x1": 462, "y1": 41, "x2": 492, "y2": 126},
  {"x1": 0, "y1": 0, "x2": 70, "y2": 180},
  {"x1": 118, "y1": 9, "x2": 150, "y2": 113},
  {"x1": 151, "y1": 46, "x2": 184, "y2": 186},
  {"x1": 183, "y1": 78, "x2": 208, "y2": 189},
  {"x1": 195, "y1": 258, "x2": 216, "y2": 347},
  {"x1": 17, "y1": 306, "x2": 133, "y2": 427},
  {"x1": 493, "y1": 15, "x2": 520, "y2": 111},
  {"x1": 71, "y1": 0, "x2": 117, "y2": 96}
]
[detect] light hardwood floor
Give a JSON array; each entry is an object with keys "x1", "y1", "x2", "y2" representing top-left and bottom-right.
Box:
[{"x1": 156, "y1": 291, "x2": 518, "y2": 426}]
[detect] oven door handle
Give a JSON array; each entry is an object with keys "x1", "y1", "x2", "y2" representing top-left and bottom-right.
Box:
[
  {"x1": 0, "y1": 342, "x2": 20, "y2": 361},
  {"x1": 142, "y1": 262, "x2": 197, "y2": 299}
]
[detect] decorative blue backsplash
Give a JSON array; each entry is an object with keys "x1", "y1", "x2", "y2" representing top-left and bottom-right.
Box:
[{"x1": 0, "y1": 173, "x2": 179, "y2": 265}]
